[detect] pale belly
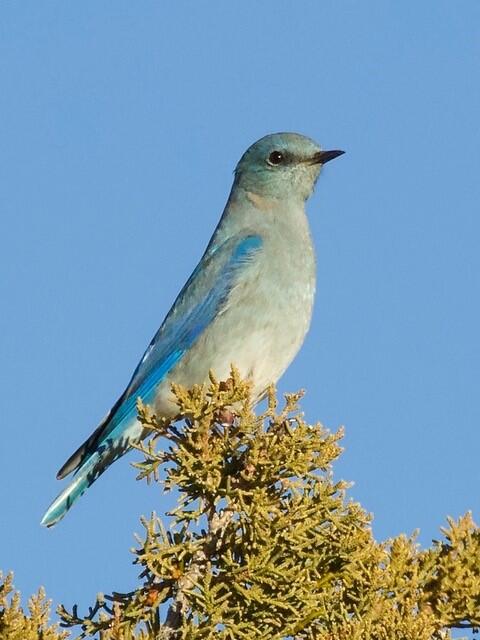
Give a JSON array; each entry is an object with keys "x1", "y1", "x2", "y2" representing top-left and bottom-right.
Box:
[{"x1": 153, "y1": 250, "x2": 316, "y2": 416}]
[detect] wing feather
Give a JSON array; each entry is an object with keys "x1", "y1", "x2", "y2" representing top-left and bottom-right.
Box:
[{"x1": 57, "y1": 233, "x2": 263, "y2": 478}]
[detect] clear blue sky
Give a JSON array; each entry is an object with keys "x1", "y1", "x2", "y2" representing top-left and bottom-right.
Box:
[{"x1": 1, "y1": 1, "x2": 479, "y2": 629}]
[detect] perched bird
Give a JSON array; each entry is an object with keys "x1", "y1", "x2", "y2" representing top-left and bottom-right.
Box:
[{"x1": 41, "y1": 132, "x2": 344, "y2": 527}]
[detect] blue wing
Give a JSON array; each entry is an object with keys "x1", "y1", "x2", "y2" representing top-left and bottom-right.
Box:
[
  {"x1": 41, "y1": 232, "x2": 263, "y2": 526},
  {"x1": 56, "y1": 232, "x2": 263, "y2": 479}
]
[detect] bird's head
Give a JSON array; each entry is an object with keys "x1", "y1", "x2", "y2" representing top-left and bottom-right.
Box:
[{"x1": 234, "y1": 132, "x2": 344, "y2": 201}]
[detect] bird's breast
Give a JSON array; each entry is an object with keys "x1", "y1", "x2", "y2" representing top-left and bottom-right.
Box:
[{"x1": 156, "y1": 207, "x2": 316, "y2": 413}]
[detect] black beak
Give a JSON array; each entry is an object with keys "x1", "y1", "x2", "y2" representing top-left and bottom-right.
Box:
[{"x1": 311, "y1": 149, "x2": 345, "y2": 165}]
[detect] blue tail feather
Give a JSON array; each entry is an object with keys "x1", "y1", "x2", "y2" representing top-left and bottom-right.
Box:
[
  {"x1": 41, "y1": 419, "x2": 143, "y2": 527},
  {"x1": 42, "y1": 231, "x2": 263, "y2": 526}
]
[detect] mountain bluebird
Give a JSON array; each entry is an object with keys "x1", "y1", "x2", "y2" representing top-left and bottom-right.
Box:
[{"x1": 41, "y1": 132, "x2": 344, "y2": 527}]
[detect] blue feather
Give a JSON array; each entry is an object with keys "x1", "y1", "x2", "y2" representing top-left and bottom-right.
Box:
[
  {"x1": 41, "y1": 233, "x2": 263, "y2": 526},
  {"x1": 95, "y1": 233, "x2": 263, "y2": 442}
]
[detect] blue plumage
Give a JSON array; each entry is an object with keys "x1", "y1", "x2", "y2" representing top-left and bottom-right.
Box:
[
  {"x1": 41, "y1": 133, "x2": 343, "y2": 527},
  {"x1": 42, "y1": 233, "x2": 264, "y2": 526}
]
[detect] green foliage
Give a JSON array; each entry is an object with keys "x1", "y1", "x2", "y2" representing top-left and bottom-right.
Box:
[
  {"x1": 0, "y1": 571, "x2": 68, "y2": 640},
  {"x1": 3, "y1": 371, "x2": 480, "y2": 638}
]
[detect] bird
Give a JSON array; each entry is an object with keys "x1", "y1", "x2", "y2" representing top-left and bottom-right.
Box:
[{"x1": 41, "y1": 132, "x2": 344, "y2": 527}]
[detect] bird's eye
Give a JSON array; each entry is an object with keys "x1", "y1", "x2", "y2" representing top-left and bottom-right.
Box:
[{"x1": 267, "y1": 150, "x2": 284, "y2": 166}]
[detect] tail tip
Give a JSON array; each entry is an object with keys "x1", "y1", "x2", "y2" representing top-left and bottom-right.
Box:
[{"x1": 40, "y1": 509, "x2": 60, "y2": 528}]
